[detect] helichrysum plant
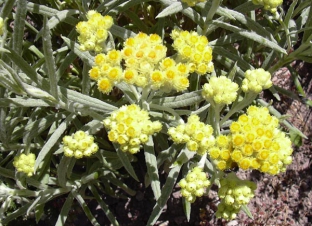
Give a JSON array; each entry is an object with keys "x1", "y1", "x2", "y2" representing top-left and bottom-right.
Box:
[{"x1": 0, "y1": 0, "x2": 310, "y2": 225}]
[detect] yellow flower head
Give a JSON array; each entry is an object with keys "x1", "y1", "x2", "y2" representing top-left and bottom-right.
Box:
[
  {"x1": 229, "y1": 106, "x2": 293, "y2": 174},
  {"x1": 171, "y1": 29, "x2": 213, "y2": 75},
  {"x1": 13, "y1": 153, "x2": 36, "y2": 177},
  {"x1": 63, "y1": 131, "x2": 99, "y2": 159},
  {"x1": 103, "y1": 104, "x2": 162, "y2": 154},
  {"x1": 168, "y1": 114, "x2": 215, "y2": 155},
  {"x1": 241, "y1": 68, "x2": 272, "y2": 93},
  {"x1": 76, "y1": 11, "x2": 113, "y2": 53},
  {"x1": 202, "y1": 76, "x2": 239, "y2": 105}
]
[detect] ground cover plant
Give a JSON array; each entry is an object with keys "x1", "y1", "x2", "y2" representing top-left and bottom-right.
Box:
[{"x1": 0, "y1": 0, "x2": 311, "y2": 225}]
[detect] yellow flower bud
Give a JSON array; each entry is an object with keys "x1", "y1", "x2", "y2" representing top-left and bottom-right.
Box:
[
  {"x1": 202, "y1": 76, "x2": 238, "y2": 105},
  {"x1": 62, "y1": 131, "x2": 99, "y2": 159},
  {"x1": 242, "y1": 68, "x2": 272, "y2": 93},
  {"x1": 13, "y1": 153, "x2": 36, "y2": 177}
]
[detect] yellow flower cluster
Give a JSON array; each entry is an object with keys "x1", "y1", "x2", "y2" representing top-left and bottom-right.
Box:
[
  {"x1": 179, "y1": 167, "x2": 210, "y2": 203},
  {"x1": 168, "y1": 115, "x2": 215, "y2": 155},
  {"x1": 216, "y1": 173, "x2": 256, "y2": 220},
  {"x1": 181, "y1": 0, "x2": 206, "y2": 7},
  {"x1": 208, "y1": 135, "x2": 234, "y2": 170},
  {"x1": 252, "y1": 0, "x2": 283, "y2": 13},
  {"x1": 103, "y1": 104, "x2": 162, "y2": 154},
  {"x1": 241, "y1": 68, "x2": 273, "y2": 93},
  {"x1": 122, "y1": 32, "x2": 190, "y2": 91},
  {"x1": 202, "y1": 76, "x2": 239, "y2": 105},
  {"x1": 63, "y1": 130, "x2": 99, "y2": 159},
  {"x1": 171, "y1": 29, "x2": 214, "y2": 75},
  {"x1": 13, "y1": 153, "x2": 36, "y2": 177},
  {"x1": 90, "y1": 32, "x2": 191, "y2": 93},
  {"x1": 0, "y1": 17, "x2": 4, "y2": 36},
  {"x1": 230, "y1": 106, "x2": 293, "y2": 175},
  {"x1": 76, "y1": 10, "x2": 113, "y2": 52}
]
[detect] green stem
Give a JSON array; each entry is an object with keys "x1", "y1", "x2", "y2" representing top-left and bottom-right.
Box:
[
  {"x1": 81, "y1": 172, "x2": 99, "y2": 184},
  {"x1": 128, "y1": 84, "x2": 141, "y2": 102},
  {"x1": 140, "y1": 86, "x2": 152, "y2": 110},
  {"x1": 202, "y1": 0, "x2": 222, "y2": 35},
  {"x1": 213, "y1": 105, "x2": 222, "y2": 136}
]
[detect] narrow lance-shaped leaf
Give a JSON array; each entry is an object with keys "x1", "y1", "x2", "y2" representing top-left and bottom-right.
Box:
[
  {"x1": 26, "y1": 2, "x2": 59, "y2": 17},
  {"x1": 241, "y1": 204, "x2": 254, "y2": 219},
  {"x1": 182, "y1": 198, "x2": 191, "y2": 222},
  {"x1": 56, "y1": 51, "x2": 77, "y2": 81},
  {"x1": 4, "y1": 47, "x2": 46, "y2": 88},
  {"x1": 144, "y1": 136, "x2": 161, "y2": 200},
  {"x1": 213, "y1": 46, "x2": 253, "y2": 71},
  {"x1": 57, "y1": 156, "x2": 74, "y2": 188},
  {"x1": 212, "y1": 20, "x2": 287, "y2": 54},
  {"x1": 55, "y1": 192, "x2": 75, "y2": 226},
  {"x1": 13, "y1": 0, "x2": 27, "y2": 57},
  {"x1": 1, "y1": 202, "x2": 33, "y2": 224},
  {"x1": 151, "y1": 91, "x2": 203, "y2": 108},
  {"x1": 0, "y1": 0, "x2": 16, "y2": 18},
  {"x1": 61, "y1": 36, "x2": 95, "y2": 67},
  {"x1": 116, "y1": 146, "x2": 139, "y2": 182},
  {"x1": 110, "y1": 24, "x2": 136, "y2": 40},
  {"x1": 34, "y1": 113, "x2": 76, "y2": 171},
  {"x1": 302, "y1": 0, "x2": 312, "y2": 43},
  {"x1": 156, "y1": 1, "x2": 183, "y2": 18},
  {"x1": 37, "y1": 9, "x2": 79, "y2": 40},
  {"x1": 147, "y1": 165, "x2": 182, "y2": 226},
  {"x1": 43, "y1": 16, "x2": 58, "y2": 99},
  {"x1": 159, "y1": 0, "x2": 204, "y2": 26}
]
